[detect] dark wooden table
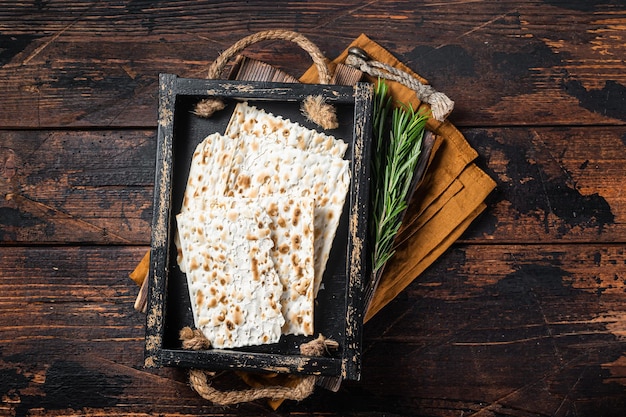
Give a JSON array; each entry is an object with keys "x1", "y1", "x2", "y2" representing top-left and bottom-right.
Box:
[{"x1": 2, "y1": 1, "x2": 625, "y2": 416}]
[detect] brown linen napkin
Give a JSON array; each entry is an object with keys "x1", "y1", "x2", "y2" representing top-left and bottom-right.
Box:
[{"x1": 300, "y1": 34, "x2": 496, "y2": 320}]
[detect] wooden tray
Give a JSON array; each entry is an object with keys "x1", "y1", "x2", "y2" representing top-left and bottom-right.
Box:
[{"x1": 144, "y1": 74, "x2": 373, "y2": 381}]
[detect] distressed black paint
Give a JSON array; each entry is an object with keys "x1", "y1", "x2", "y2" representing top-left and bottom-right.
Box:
[
  {"x1": 0, "y1": 368, "x2": 29, "y2": 401},
  {"x1": 42, "y1": 361, "x2": 130, "y2": 409},
  {"x1": 13, "y1": 361, "x2": 131, "y2": 415},
  {"x1": 492, "y1": 43, "x2": 562, "y2": 80},
  {"x1": 0, "y1": 207, "x2": 45, "y2": 240}
]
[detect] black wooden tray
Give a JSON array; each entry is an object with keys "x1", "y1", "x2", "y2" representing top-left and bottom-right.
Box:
[{"x1": 144, "y1": 74, "x2": 372, "y2": 380}]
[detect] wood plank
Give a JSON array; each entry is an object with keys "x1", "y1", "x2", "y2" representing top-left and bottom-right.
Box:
[
  {"x1": 0, "y1": 1, "x2": 624, "y2": 416},
  {"x1": 1, "y1": 244, "x2": 625, "y2": 415},
  {"x1": 360, "y1": 243, "x2": 626, "y2": 416},
  {"x1": 0, "y1": 130, "x2": 155, "y2": 244},
  {"x1": 0, "y1": 1, "x2": 624, "y2": 128},
  {"x1": 462, "y1": 126, "x2": 626, "y2": 242},
  {"x1": 3, "y1": 126, "x2": 625, "y2": 245},
  {"x1": 0, "y1": 245, "x2": 249, "y2": 415}
]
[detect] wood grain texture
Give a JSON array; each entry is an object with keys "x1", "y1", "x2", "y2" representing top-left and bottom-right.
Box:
[
  {"x1": 0, "y1": 129, "x2": 155, "y2": 244},
  {"x1": 0, "y1": 1, "x2": 624, "y2": 128},
  {"x1": 2, "y1": 244, "x2": 626, "y2": 416},
  {"x1": 1, "y1": 0, "x2": 625, "y2": 415},
  {"x1": 2, "y1": 127, "x2": 623, "y2": 245},
  {"x1": 463, "y1": 126, "x2": 626, "y2": 242}
]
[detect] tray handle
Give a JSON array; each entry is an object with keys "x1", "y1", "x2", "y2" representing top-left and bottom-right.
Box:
[
  {"x1": 207, "y1": 29, "x2": 331, "y2": 84},
  {"x1": 194, "y1": 30, "x2": 338, "y2": 130}
]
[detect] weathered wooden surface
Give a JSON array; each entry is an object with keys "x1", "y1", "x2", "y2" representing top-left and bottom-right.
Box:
[
  {"x1": 1, "y1": 1, "x2": 626, "y2": 416},
  {"x1": 3, "y1": 126, "x2": 624, "y2": 245},
  {"x1": 2, "y1": 1, "x2": 625, "y2": 129}
]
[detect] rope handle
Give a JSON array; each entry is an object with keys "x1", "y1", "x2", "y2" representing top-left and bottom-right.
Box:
[
  {"x1": 194, "y1": 30, "x2": 338, "y2": 129},
  {"x1": 345, "y1": 46, "x2": 454, "y2": 121},
  {"x1": 180, "y1": 327, "x2": 338, "y2": 405},
  {"x1": 206, "y1": 29, "x2": 332, "y2": 84}
]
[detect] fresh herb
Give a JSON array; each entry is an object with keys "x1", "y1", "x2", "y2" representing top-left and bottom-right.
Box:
[{"x1": 370, "y1": 79, "x2": 428, "y2": 275}]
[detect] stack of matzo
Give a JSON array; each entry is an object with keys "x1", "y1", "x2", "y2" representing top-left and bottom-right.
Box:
[
  {"x1": 176, "y1": 102, "x2": 351, "y2": 348},
  {"x1": 177, "y1": 198, "x2": 285, "y2": 348}
]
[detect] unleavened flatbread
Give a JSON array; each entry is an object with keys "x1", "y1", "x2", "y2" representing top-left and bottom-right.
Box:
[
  {"x1": 176, "y1": 104, "x2": 352, "y2": 345},
  {"x1": 225, "y1": 136, "x2": 351, "y2": 294},
  {"x1": 176, "y1": 132, "x2": 317, "y2": 335},
  {"x1": 257, "y1": 196, "x2": 315, "y2": 335},
  {"x1": 176, "y1": 197, "x2": 284, "y2": 348},
  {"x1": 177, "y1": 133, "x2": 238, "y2": 273},
  {"x1": 225, "y1": 102, "x2": 349, "y2": 158}
]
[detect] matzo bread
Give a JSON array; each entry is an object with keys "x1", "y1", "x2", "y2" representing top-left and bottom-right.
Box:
[
  {"x1": 181, "y1": 194, "x2": 315, "y2": 336},
  {"x1": 176, "y1": 102, "x2": 352, "y2": 344},
  {"x1": 186, "y1": 195, "x2": 316, "y2": 336},
  {"x1": 175, "y1": 135, "x2": 317, "y2": 336},
  {"x1": 176, "y1": 132, "x2": 238, "y2": 273},
  {"x1": 225, "y1": 102, "x2": 349, "y2": 158},
  {"x1": 225, "y1": 136, "x2": 351, "y2": 294},
  {"x1": 258, "y1": 196, "x2": 315, "y2": 336},
  {"x1": 176, "y1": 197, "x2": 284, "y2": 348},
  {"x1": 180, "y1": 132, "x2": 238, "y2": 213}
]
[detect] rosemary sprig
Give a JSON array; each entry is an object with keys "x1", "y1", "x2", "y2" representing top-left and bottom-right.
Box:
[{"x1": 370, "y1": 79, "x2": 428, "y2": 275}]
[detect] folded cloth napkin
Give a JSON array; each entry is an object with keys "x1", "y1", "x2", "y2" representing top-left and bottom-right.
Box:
[{"x1": 300, "y1": 34, "x2": 496, "y2": 321}]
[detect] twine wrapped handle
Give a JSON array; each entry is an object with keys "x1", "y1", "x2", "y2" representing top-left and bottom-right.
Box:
[
  {"x1": 180, "y1": 327, "x2": 338, "y2": 405},
  {"x1": 346, "y1": 46, "x2": 454, "y2": 121},
  {"x1": 194, "y1": 30, "x2": 338, "y2": 130}
]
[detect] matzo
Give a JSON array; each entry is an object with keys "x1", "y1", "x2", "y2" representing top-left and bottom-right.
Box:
[
  {"x1": 176, "y1": 133, "x2": 238, "y2": 273},
  {"x1": 176, "y1": 103, "x2": 352, "y2": 343},
  {"x1": 181, "y1": 194, "x2": 315, "y2": 336},
  {"x1": 258, "y1": 196, "x2": 315, "y2": 336},
  {"x1": 225, "y1": 136, "x2": 351, "y2": 295},
  {"x1": 180, "y1": 132, "x2": 238, "y2": 213},
  {"x1": 176, "y1": 197, "x2": 284, "y2": 348},
  {"x1": 175, "y1": 132, "x2": 316, "y2": 335},
  {"x1": 225, "y1": 102, "x2": 349, "y2": 158}
]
